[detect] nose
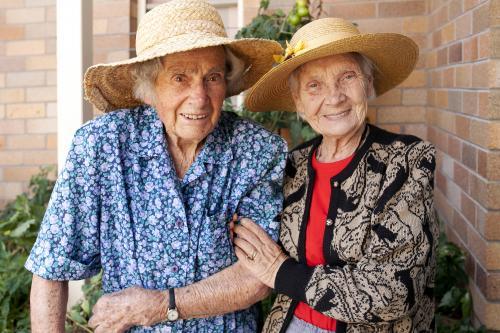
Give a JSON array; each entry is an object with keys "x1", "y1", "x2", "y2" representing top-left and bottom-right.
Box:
[
  {"x1": 325, "y1": 84, "x2": 346, "y2": 105},
  {"x1": 189, "y1": 80, "x2": 209, "y2": 107}
]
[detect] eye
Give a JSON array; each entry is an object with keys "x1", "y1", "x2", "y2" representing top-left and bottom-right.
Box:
[
  {"x1": 306, "y1": 81, "x2": 320, "y2": 89},
  {"x1": 207, "y1": 73, "x2": 223, "y2": 82},
  {"x1": 172, "y1": 74, "x2": 185, "y2": 83},
  {"x1": 341, "y1": 71, "x2": 357, "y2": 82}
]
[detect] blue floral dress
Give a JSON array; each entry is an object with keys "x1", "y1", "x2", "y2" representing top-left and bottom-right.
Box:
[{"x1": 25, "y1": 105, "x2": 288, "y2": 332}]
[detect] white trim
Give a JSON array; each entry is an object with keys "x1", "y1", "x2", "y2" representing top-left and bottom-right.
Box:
[
  {"x1": 137, "y1": 0, "x2": 147, "y2": 23},
  {"x1": 56, "y1": 0, "x2": 93, "y2": 170},
  {"x1": 56, "y1": 0, "x2": 93, "y2": 308}
]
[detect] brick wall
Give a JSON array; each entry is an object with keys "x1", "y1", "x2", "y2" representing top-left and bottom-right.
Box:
[
  {"x1": 0, "y1": 0, "x2": 136, "y2": 208},
  {"x1": 428, "y1": 0, "x2": 500, "y2": 328},
  {"x1": 0, "y1": 0, "x2": 57, "y2": 208}
]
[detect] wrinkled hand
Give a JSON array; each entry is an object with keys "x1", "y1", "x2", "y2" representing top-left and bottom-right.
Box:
[
  {"x1": 233, "y1": 218, "x2": 288, "y2": 288},
  {"x1": 88, "y1": 286, "x2": 167, "y2": 333}
]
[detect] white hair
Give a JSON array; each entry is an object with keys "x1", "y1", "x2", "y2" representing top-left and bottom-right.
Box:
[
  {"x1": 288, "y1": 52, "x2": 377, "y2": 100},
  {"x1": 131, "y1": 46, "x2": 246, "y2": 106}
]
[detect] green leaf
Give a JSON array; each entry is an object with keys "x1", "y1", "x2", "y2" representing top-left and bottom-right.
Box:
[{"x1": 10, "y1": 219, "x2": 36, "y2": 238}]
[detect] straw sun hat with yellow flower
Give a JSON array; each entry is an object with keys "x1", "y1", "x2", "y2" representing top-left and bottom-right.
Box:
[{"x1": 245, "y1": 17, "x2": 419, "y2": 113}]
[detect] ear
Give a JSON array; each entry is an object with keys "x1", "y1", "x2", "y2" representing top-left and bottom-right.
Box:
[{"x1": 366, "y1": 75, "x2": 375, "y2": 99}]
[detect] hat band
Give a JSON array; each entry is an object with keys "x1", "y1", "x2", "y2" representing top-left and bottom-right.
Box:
[
  {"x1": 137, "y1": 20, "x2": 227, "y2": 55},
  {"x1": 294, "y1": 31, "x2": 360, "y2": 56}
]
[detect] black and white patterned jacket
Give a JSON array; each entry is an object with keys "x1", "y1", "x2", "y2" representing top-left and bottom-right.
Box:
[{"x1": 265, "y1": 124, "x2": 438, "y2": 333}]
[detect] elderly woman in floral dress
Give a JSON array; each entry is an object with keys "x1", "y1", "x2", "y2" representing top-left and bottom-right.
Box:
[
  {"x1": 234, "y1": 18, "x2": 438, "y2": 333},
  {"x1": 25, "y1": 1, "x2": 287, "y2": 332}
]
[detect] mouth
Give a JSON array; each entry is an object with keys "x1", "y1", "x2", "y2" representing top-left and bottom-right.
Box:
[
  {"x1": 323, "y1": 109, "x2": 351, "y2": 120},
  {"x1": 180, "y1": 113, "x2": 209, "y2": 120}
]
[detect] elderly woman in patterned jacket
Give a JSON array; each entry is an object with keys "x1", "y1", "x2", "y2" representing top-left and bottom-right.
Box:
[
  {"x1": 234, "y1": 18, "x2": 438, "y2": 333},
  {"x1": 25, "y1": 1, "x2": 287, "y2": 333}
]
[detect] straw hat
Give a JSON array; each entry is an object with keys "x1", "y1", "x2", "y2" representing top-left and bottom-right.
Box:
[
  {"x1": 245, "y1": 17, "x2": 419, "y2": 112},
  {"x1": 84, "y1": 0, "x2": 282, "y2": 112}
]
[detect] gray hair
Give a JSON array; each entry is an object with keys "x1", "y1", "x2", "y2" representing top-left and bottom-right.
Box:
[
  {"x1": 288, "y1": 52, "x2": 377, "y2": 100},
  {"x1": 131, "y1": 46, "x2": 246, "y2": 105}
]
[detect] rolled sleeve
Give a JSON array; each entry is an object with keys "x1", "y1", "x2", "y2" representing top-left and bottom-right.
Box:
[
  {"x1": 25, "y1": 125, "x2": 101, "y2": 281},
  {"x1": 237, "y1": 135, "x2": 287, "y2": 242}
]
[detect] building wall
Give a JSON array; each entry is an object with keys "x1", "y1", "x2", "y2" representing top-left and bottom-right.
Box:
[
  {"x1": 0, "y1": 0, "x2": 136, "y2": 208},
  {"x1": 0, "y1": 0, "x2": 58, "y2": 209},
  {"x1": 427, "y1": 0, "x2": 500, "y2": 328}
]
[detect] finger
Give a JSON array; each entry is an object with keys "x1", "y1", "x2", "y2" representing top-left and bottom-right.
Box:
[
  {"x1": 240, "y1": 218, "x2": 275, "y2": 244},
  {"x1": 235, "y1": 246, "x2": 254, "y2": 263},
  {"x1": 233, "y1": 224, "x2": 263, "y2": 247},
  {"x1": 233, "y1": 236, "x2": 256, "y2": 257}
]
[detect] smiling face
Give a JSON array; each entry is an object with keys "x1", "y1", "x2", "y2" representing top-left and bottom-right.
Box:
[
  {"x1": 291, "y1": 53, "x2": 373, "y2": 140},
  {"x1": 153, "y1": 46, "x2": 227, "y2": 145}
]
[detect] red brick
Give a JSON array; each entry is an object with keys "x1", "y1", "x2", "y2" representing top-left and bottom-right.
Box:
[
  {"x1": 463, "y1": 36, "x2": 478, "y2": 62},
  {"x1": 472, "y1": 61, "x2": 491, "y2": 88},
  {"x1": 452, "y1": 210, "x2": 469, "y2": 244},
  {"x1": 478, "y1": 32, "x2": 490, "y2": 59},
  {"x1": 443, "y1": 67, "x2": 454, "y2": 87},
  {"x1": 0, "y1": 24, "x2": 24, "y2": 40},
  {"x1": 449, "y1": 90, "x2": 462, "y2": 112},
  {"x1": 93, "y1": 2, "x2": 130, "y2": 19},
  {"x1": 462, "y1": 142, "x2": 477, "y2": 170},
  {"x1": 462, "y1": 91, "x2": 478, "y2": 116},
  {"x1": 327, "y1": 3, "x2": 376, "y2": 19},
  {"x1": 448, "y1": 135, "x2": 462, "y2": 161},
  {"x1": 473, "y1": 3, "x2": 489, "y2": 34},
  {"x1": 461, "y1": 192, "x2": 477, "y2": 226},
  {"x1": 455, "y1": 115, "x2": 469, "y2": 139},
  {"x1": 449, "y1": 42, "x2": 462, "y2": 64},
  {"x1": 378, "y1": 1, "x2": 426, "y2": 17},
  {"x1": 449, "y1": 0, "x2": 463, "y2": 20},
  {"x1": 437, "y1": 47, "x2": 448, "y2": 66},
  {"x1": 432, "y1": 31, "x2": 442, "y2": 48}
]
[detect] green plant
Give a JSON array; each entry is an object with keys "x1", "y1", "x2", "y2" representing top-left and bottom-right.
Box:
[
  {"x1": 234, "y1": 0, "x2": 322, "y2": 147},
  {"x1": 65, "y1": 272, "x2": 103, "y2": 333},
  {"x1": 435, "y1": 231, "x2": 486, "y2": 333},
  {"x1": 0, "y1": 167, "x2": 55, "y2": 333}
]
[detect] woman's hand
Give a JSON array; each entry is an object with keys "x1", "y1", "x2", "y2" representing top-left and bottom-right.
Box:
[
  {"x1": 88, "y1": 286, "x2": 167, "y2": 333},
  {"x1": 233, "y1": 218, "x2": 288, "y2": 288}
]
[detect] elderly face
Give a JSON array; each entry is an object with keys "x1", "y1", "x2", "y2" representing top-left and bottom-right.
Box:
[
  {"x1": 153, "y1": 46, "x2": 227, "y2": 143},
  {"x1": 291, "y1": 53, "x2": 372, "y2": 140}
]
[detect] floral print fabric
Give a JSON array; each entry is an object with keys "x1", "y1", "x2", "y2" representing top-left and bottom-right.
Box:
[{"x1": 25, "y1": 105, "x2": 288, "y2": 332}]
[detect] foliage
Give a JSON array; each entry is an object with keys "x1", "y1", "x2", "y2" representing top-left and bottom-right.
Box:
[
  {"x1": 65, "y1": 272, "x2": 103, "y2": 333},
  {"x1": 435, "y1": 232, "x2": 485, "y2": 333},
  {"x1": 0, "y1": 167, "x2": 55, "y2": 333},
  {"x1": 234, "y1": 0, "x2": 320, "y2": 147}
]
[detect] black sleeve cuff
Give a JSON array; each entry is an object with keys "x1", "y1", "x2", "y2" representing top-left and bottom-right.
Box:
[{"x1": 274, "y1": 258, "x2": 315, "y2": 302}]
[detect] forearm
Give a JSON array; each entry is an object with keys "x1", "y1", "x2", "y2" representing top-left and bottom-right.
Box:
[
  {"x1": 30, "y1": 275, "x2": 68, "y2": 333},
  {"x1": 176, "y1": 261, "x2": 270, "y2": 319}
]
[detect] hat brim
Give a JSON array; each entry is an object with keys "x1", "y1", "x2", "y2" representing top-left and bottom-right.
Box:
[
  {"x1": 245, "y1": 33, "x2": 418, "y2": 112},
  {"x1": 84, "y1": 35, "x2": 282, "y2": 112}
]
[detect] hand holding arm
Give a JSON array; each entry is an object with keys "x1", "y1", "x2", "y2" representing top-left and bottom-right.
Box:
[
  {"x1": 233, "y1": 218, "x2": 288, "y2": 288},
  {"x1": 88, "y1": 261, "x2": 270, "y2": 332}
]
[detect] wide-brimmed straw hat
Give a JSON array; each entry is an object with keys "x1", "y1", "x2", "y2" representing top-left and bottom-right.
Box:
[
  {"x1": 84, "y1": 0, "x2": 282, "y2": 112},
  {"x1": 245, "y1": 17, "x2": 419, "y2": 112}
]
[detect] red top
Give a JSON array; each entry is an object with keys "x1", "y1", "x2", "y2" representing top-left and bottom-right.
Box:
[{"x1": 293, "y1": 150, "x2": 353, "y2": 331}]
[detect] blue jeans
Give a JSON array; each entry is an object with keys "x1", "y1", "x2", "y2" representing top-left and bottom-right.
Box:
[{"x1": 286, "y1": 316, "x2": 336, "y2": 333}]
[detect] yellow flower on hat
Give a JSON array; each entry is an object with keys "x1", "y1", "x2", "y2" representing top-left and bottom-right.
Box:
[{"x1": 273, "y1": 40, "x2": 306, "y2": 64}]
